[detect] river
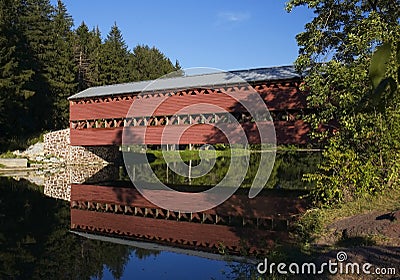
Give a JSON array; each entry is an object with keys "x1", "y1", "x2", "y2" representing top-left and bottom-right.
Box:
[{"x1": 0, "y1": 151, "x2": 320, "y2": 279}]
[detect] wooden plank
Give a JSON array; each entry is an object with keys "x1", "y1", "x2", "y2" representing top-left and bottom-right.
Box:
[
  {"x1": 71, "y1": 184, "x2": 307, "y2": 219},
  {"x1": 69, "y1": 121, "x2": 309, "y2": 146},
  {"x1": 70, "y1": 122, "x2": 270, "y2": 146},
  {"x1": 70, "y1": 85, "x2": 307, "y2": 121},
  {"x1": 70, "y1": 209, "x2": 280, "y2": 253}
]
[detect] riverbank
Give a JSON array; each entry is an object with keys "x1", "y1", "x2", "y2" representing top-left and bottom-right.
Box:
[{"x1": 289, "y1": 188, "x2": 400, "y2": 279}]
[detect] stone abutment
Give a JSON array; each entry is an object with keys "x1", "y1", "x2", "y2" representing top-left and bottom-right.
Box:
[{"x1": 43, "y1": 129, "x2": 120, "y2": 165}]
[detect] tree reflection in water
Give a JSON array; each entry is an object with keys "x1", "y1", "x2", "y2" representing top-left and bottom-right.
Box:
[
  {"x1": 0, "y1": 177, "x2": 158, "y2": 280},
  {"x1": 0, "y1": 151, "x2": 321, "y2": 279}
]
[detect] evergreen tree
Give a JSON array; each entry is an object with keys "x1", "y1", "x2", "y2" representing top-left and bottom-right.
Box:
[
  {"x1": 17, "y1": 0, "x2": 55, "y2": 133},
  {"x1": 0, "y1": 0, "x2": 34, "y2": 143},
  {"x1": 74, "y1": 23, "x2": 102, "y2": 90},
  {"x1": 49, "y1": 0, "x2": 76, "y2": 129},
  {"x1": 0, "y1": 1, "x2": 183, "y2": 149},
  {"x1": 99, "y1": 23, "x2": 130, "y2": 85},
  {"x1": 86, "y1": 27, "x2": 102, "y2": 87},
  {"x1": 130, "y1": 45, "x2": 182, "y2": 81},
  {"x1": 75, "y1": 22, "x2": 91, "y2": 90}
]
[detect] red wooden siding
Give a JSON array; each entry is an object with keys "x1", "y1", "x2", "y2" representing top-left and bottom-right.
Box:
[
  {"x1": 69, "y1": 121, "x2": 309, "y2": 146},
  {"x1": 70, "y1": 184, "x2": 307, "y2": 219},
  {"x1": 69, "y1": 80, "x2": 310, "y2": 146},
  {"x1": 70, "y1": 84, "x2": 306, "y2": 121},
  {"x1": 70, "y1": 209, "x2": 280, "y2": 255}
]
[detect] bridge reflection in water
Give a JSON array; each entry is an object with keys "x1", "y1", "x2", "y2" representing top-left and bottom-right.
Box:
[
  {"x1": 70, "y1": 182, "x2": 307, "y2": 258},
  {"x1": 39, "y1": 152, "x2": 317, "y2": 259}
]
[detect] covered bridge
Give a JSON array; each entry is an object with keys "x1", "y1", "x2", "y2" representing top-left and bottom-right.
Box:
[{"x1": 68, "y1": 65, "x2": 310, "y2": 147}]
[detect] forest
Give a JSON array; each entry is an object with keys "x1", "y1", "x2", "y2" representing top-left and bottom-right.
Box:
[{"x1": 0, "y1": 0, "x2": 180, "y2": 151}]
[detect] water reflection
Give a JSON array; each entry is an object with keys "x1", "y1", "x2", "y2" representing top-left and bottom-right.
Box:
[
  {"x1": 0, "y1": 176, "x2": 133, "y2": 279},
  {"x1": 0, "y1": 151, "x2": 320, "y2": 279},
  {"x1": 125, "y1": 151, "x2": 320, "y2": 189},
  {"x1": 70, "y1": 184, "x2": 306, "y2": 257},
  {"x1": 0, "y1": 176, "x2": 242, "y2": 280}
]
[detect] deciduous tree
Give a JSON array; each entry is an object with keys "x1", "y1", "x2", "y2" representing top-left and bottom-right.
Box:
[{"x1": 287, "y1": 0, "x2": 400, "y2": 205}]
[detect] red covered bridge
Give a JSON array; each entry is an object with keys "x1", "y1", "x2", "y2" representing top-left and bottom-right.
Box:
[
  {"x1": 68, "y1": 66, "x2": 310, "y2": 147},
  {"x1": 70, "y1": 184, "x2": 307, "y2": 256}
]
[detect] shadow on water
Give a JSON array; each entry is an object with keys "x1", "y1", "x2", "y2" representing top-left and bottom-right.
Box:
[
  {"x1": 0, "y1": 151, "x2": 325, "y2": 279},
  {"x1": 70, "y1": 151, "x2": 320, "y2": 259},
  {"x1": 0, "y1": 176, "x2": 161, "y2": 280}
]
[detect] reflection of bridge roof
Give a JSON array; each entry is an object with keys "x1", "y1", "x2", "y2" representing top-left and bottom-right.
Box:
[
  {"x1": 68, "y1": 65, "x2": 300, "y2": 100},
  {"x1": 71, "y1": 230, "x2": 256, "y2": 263}
]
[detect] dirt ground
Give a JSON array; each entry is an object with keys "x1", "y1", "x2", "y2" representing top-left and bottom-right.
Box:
[{"x1": 311, "y1": 210, "x2": 400, "y2": 279}]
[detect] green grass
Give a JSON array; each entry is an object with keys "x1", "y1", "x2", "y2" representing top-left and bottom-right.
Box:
[
  {"x1": 0, "y1": 131, "x2": 46, "y2": 153},
  {"x1": 0, "y1": 151, "x2": 17, "y2": 159},
  {"x1": 294, "y1": 187, "x2": 400, "y2": 247},
  {"x1": 147, "y1": 148, "x2": 251, "y2": 163},
  {"x1": 318, "y1": 187, "x2": 400, "y2": 225}
]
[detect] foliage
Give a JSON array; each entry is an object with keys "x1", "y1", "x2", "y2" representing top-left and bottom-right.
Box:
[
  {"x1": 0, "y1": 177, "x2": 159, "y2": 279},
  {"x1": 293, "y1": 209, "x2": 324, "y2": 246},
  {"x1": 287, "y1": 0, "x2": 400, "y2": 206},
  {"x1": 0, "y1": 0, "x2": 181, "y2": 152},
  {"x1": 130, "y1": 45, "x2": 182, "y2": 81},
  {"x1": 125, "y1": 150, "x2": 320, "y2": 190},
  {"x1": 0, "y1": 151, "x2": 17, "y2": 159},
  {"x1": 99, "y1": 23, "x2": 130, "y2": 85},
  {"x1": 49, "y1": 0, "x2": 77, "y2": 129}
]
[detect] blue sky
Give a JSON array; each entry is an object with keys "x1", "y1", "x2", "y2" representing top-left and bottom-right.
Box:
[{"x1": 54, "y1": 0, "x2": 314, "y2": 71}]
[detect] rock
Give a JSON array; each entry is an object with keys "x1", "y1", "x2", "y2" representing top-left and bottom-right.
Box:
[
  {"x1": 23, "y1": 142, "x2": 44, "y2": 157},
  {"x1": 35, "y1": 156, "x2": 44, "y2": 162},
  {"x1": 0, "y1": 158, "x2": 28, "y2": 168},
  {"x1": 12, "y1": 150, "x2": 23, "y2": 157},
  {"x1": 49, "y1": 157, "x2": 60, "y2": 163}
]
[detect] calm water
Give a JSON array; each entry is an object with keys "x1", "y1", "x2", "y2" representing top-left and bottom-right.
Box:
[{"x1": 0, "y1": 152, "x2": 320, "y2": 279}]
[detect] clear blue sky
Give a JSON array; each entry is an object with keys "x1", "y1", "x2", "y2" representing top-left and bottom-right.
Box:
[{"x1": 54, "y1": 0, "x2": 314, "y2": 71}]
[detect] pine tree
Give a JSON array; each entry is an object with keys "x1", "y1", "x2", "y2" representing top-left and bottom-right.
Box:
[
  {"x1": 48, "y1": 0, "x2": 76, "y2": 129},
  {"x1": 75, "y1": 22, "x2": 91, "y2": 90},
  {"x1": 0, "y1": 0, "x2": 34, "y2": 143},
  {"x1": 99, "y1": 23, "x2": 130, "y2": 85},
  {"x1": 74, "y1": 22, "x2": 103, "y2": 90},
  {"x1": 130, "y1": 45, "x2": 181, "y2": 81},
  {"x1": 17, "y1": 0, "x2": 55, "y2": 133},
  {"x1": 0, "y1": 0, "x2": 184, "y2": 148},
  {"x1": 86, "y1": 27, "x2": 102, "y2": 87}
]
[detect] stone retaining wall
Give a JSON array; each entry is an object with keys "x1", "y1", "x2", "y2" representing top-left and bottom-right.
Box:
[
  {"x1": 44, "y1": 129, "x2": 120, "y2": 165},
  {"x1": 43, "y1": 165, "x2": 119, "y2": 201}
]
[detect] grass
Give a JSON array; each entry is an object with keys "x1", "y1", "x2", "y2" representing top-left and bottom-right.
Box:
[
  {"x1": 0, "y1": 131, "x2": 46, "y2": 154},
  {"x1": 317, "y1": 187, "x2": 400, "y2": 226},
  {"x1": 294, "y1": 187, "x2": 400, "y2": 248},
  {"x1": 0, "y1": 151, "x2": 18, "y2": 159},
  {"x1": 146, "y1": 148, "x2": 251, "y2": 163}
]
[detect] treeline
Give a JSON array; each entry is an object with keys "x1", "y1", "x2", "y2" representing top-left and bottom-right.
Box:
[
  {"x1": 0, "y1": 0, "x2": 181, "y2": 150},
  {"x1": 0, "y1": 176, "x2": 159, "y2": 279}
]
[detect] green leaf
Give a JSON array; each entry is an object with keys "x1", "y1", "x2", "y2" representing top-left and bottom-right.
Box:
[
  {"x1": 397, "y1": 41, "x2": 400, "y2": 82},
  {"x1": 374, "y1": 77, "x2": 397, "y2": 112},
  {"x1": 369, "y1": 42, "x2": 392, "y2": 89},
  {"x1": 23, "y1": 90, "x2": 35, "y2": 99},
  {"x1": 356, "y1": 77, "x2": 396, "y2": 112}
]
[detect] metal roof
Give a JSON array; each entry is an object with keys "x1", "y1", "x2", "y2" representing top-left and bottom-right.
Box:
[
  {"x1": 71, "y1": 230, "x2": 257, "y2": 263},
  {"x1": 68, "y1": 65, "x2": 301, "y2": 100}
]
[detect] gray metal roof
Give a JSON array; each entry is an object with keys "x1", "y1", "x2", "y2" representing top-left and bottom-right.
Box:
[
  {"x1": 71, "y1": 230, "x2": 257, "y2": 263},
  {"x1": 68, "y1": 65, "x2": 301, "y2": 100}
]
